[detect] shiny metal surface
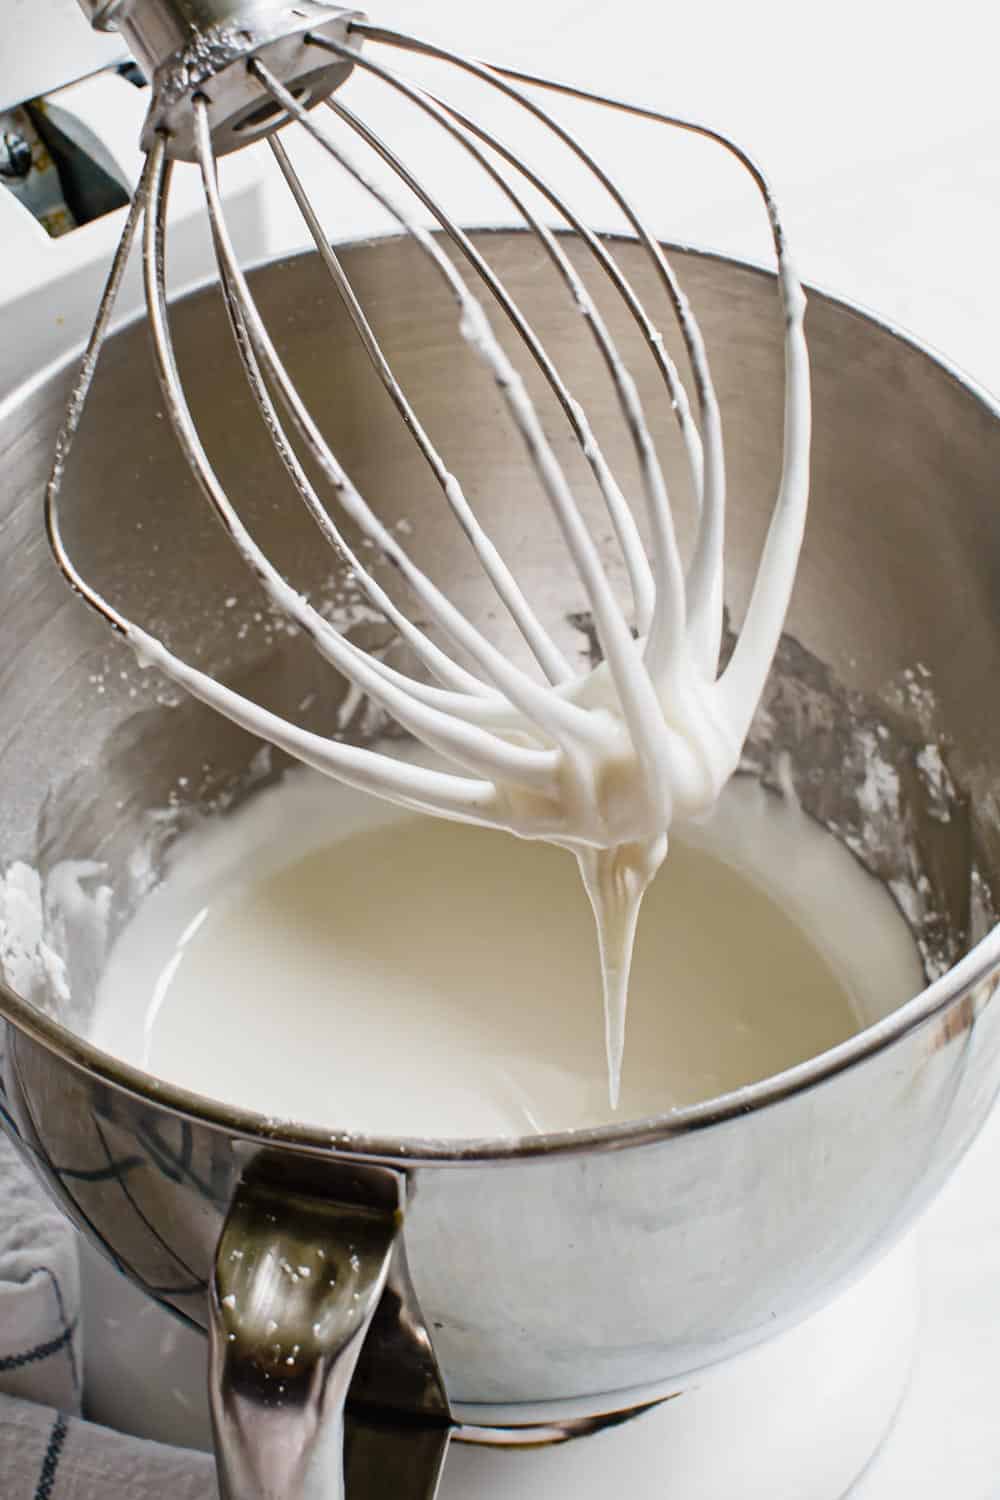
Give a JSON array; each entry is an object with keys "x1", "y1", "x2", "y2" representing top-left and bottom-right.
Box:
[
  {"x1": 76, "y1": 0, "x2": 361, "y2": 159},
  {"x1": 207, "y1": 1153, "x2": 452, "y2": 1498},
  {"x1": 209, "y1": 1160, "x2": 408, "y2": 1499},
  {"x1": 3, "y1": 235, "x2": 1000, "y2": 1467}
]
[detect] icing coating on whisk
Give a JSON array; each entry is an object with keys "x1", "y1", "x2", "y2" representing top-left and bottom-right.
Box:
[{"x1": 46, "y1": 21, "x2": 810, "y2": 1104}]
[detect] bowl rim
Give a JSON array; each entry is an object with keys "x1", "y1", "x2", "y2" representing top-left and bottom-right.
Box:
[{"x1": 3, "y1": 233, "x2": 1000, "y2": 1166}]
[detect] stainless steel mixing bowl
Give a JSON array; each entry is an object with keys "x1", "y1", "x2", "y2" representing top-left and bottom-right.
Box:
[{"x1": 2, "y1": 233, "x2": 1000, "y2": 1498}]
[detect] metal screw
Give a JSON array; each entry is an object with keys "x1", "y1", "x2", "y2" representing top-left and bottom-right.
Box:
[{"x1": 0, "y1": 131, "x2": 33, "y2": 180}]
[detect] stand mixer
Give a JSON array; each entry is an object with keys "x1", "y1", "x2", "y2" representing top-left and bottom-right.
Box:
[{"x1": 4, "y1": 4, "x2": 1000, "y2": 1499}]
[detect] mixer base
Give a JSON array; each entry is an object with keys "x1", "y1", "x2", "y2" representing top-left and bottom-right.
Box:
[{"x1": 82, "y1": 1233, "x2": 918, "y2": 1498}]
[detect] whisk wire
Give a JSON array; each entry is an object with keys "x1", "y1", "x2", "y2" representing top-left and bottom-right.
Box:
[
  {"x1": 252, "y1": 60, "x2": 679, "y2": 820},
  {"x1": 317, "y1": 41, "x2": 695, "y2": 680},
  {"x1": 418, "y1": 86, "x2": 706, "y2": 635},
  {"x1": 128, "y1": 139, "x2": 529, "y2": 823},
  {"x1": 346, "y1": 24, "x2": 729, "y2": 684},
  {"x1": 422, "y1": 51, "x2": 812, "y2": 720},
  {"x1": 267, "y1": 131, "x2": 575, "y2": 686},
  {"x1": 43, "y1": 138, "x2": 510, "y2": 821},
  {"x1": 44, "y1": 151, "x2": 157, "y2": 638},
  {"x1": 181, "y1": 103, "x2": 561, "y2": 788},
  {"x1": 308, "y1": 37, "x2": 674, "y2": 644},
  {"x1": 198, "y1": 129, "x2": 508, "y2": 706},
  {"x1": 323, "y1": 86, "x2": 686, "y2": 684},
  {"x1": 194, "y1": 95, "x2": 605, "y2": 755},
  {"x1": 44, "y1": 14, "x2": 810, "y2": 848}
]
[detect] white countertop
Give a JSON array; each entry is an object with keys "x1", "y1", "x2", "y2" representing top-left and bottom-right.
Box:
[{"x1": 9, "y1": 2, "x2": 1000, "y2": 1492}]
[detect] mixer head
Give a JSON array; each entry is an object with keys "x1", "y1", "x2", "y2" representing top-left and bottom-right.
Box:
[{"x1": 50, "y1": 0, "x2": 810, "y2": 853}]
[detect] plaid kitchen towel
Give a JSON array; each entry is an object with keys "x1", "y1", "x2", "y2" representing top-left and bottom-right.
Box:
[{"x1": 0, "y1": 1129, "x2": 217, "y2": 1499}]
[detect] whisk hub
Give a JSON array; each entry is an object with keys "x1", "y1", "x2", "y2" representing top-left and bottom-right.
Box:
[{"x1": 83, "y1": 0, "x2": 364, "y2": 159}]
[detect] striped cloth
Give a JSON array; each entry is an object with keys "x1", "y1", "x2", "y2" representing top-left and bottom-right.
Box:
[{"x1": 0, "y1": 1131, "x2": 216, "y2": 1499}]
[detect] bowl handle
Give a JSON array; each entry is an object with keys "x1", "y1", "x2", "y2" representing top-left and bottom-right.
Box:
[{"x1": 207, "y1": 1158, "x2": 451, "y2": 1499}]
